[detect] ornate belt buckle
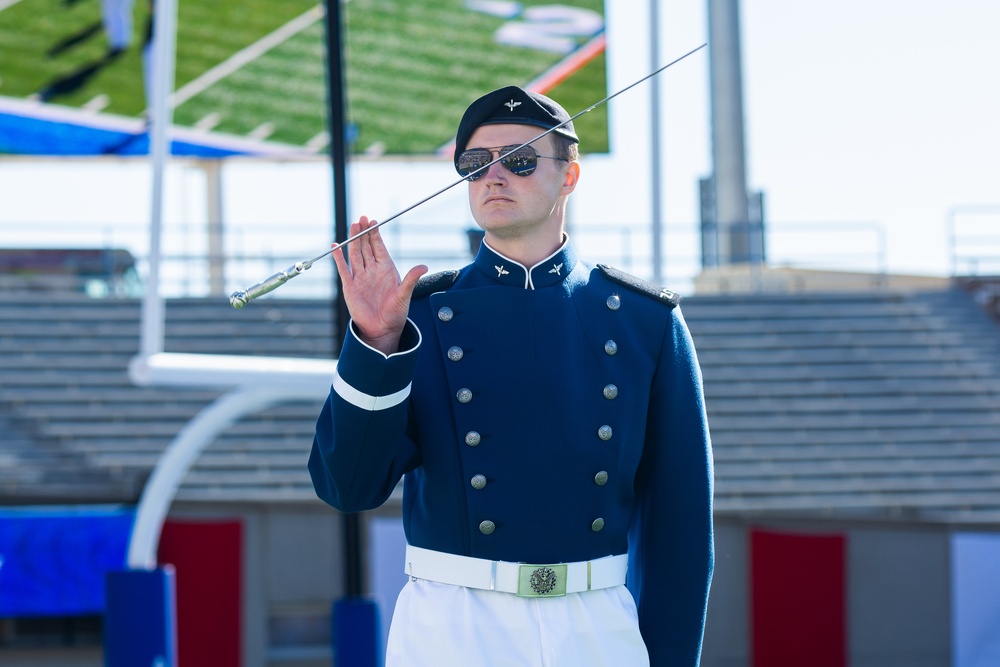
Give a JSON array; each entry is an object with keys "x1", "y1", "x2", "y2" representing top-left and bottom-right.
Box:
[{"x1": 517, "y1": 563, "x2": 568, "y2": 598}]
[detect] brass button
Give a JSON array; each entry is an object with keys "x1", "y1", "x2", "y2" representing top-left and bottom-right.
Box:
[
  {"x1": 447, "y1": 346, "x2": 464, "y2": 362},
  {"x1": 605, "y1": 340, "x2": 618, "y2": 356},
  {"x1": 598, "y1": 425, "x2": 613, "y2": 441},
  {"x1": 438, "y1": 306, "x2": 454, "y2": 322},
  {"x1": 591, "y1": 518, "x2": 605, "y2": 532},
  {"x1": 603, "y1": 384, "x2": 618, "y2": 400},
  {"x1": 594, "y1": 471, "x2": 609, "y2": 486},
  {"x1": 606, "y1": 294, "x2": 621, "y2": 311},
  {"x1": 479, "y1": 520, "x2": 496, "y2": 535},
  {"x1": 456, "y1": 388, "x2": 473, "y2": 404},
  {"x1": 465, "y1": 431, "x2": 481, "y2": 447},
  {"x1": 471, "y1": 474, "x2": 487, "y2": 490}
]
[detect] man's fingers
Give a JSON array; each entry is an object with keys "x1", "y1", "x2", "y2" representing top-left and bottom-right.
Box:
[
  {"x1": 367, "y1": 222, "x2": 392, "y2": 263},
  {"x1": 346, "y1": 216, "x2": 382, "y2": 270},
  {"x1": 330, "y1": 243, "x2": 351, "y2": 282},
  {"x1": 346, "y1": 219, "x2": 368, "y2": 268}
]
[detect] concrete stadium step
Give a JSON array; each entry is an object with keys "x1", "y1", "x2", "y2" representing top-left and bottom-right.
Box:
[
  {"x1": 702, "y1": 363, "x2": 997, "y2": 384},
  {"x1": 708, "y1": 410, "x2": 1000, "y2": 432},
  {"x1": 710, "y1": 425, "x2": 1000, "y2": 448},
  {"x1": 706, "y1": 393, "x2": 1000, "y2": 415},
  {"x1": 712, "y1": 452, "x2": 1000, "y2": 480},
  {"x1": 15, "y1": 401, "x2": 322, "y2": 422},
  {"x1": 704, "y1": 376, "x2": 1000, "y2": 398}
]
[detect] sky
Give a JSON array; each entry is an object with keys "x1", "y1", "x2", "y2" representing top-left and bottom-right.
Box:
[
  {"x1": 645, "y1": 0, "x2": 1000, "y2": 281},
  {"x1": 2, "y1": 0, "x2": 998, "y2": 293}
]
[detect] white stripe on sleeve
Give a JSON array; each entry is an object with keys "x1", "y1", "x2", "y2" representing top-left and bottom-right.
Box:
[{"x1": 332, "y1": 369, "x2": 411, "y2": 411}]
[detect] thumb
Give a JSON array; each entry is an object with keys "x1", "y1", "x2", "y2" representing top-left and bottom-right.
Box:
[{"x1": 400, "y1": 265, "x2": 430, "y2": 298}]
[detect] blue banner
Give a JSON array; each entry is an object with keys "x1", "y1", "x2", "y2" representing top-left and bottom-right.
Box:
[{"x1": 0, "y1": 506, "x2": 134, "y2": 616}]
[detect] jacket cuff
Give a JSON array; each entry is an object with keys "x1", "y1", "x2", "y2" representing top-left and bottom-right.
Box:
[{"x1": 333, "y1": 319, "x2": 421, "y2": 411}]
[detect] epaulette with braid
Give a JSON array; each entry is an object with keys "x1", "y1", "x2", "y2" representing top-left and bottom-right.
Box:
[
  {"x1": 412, "y1": 269, "x2": 461, "y2": 299},
  {"x1": 597, "y1": 264, "x2": 680, "y2": 307}
]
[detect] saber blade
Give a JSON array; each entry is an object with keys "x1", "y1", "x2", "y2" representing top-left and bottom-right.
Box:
[{"x1": 230, "y1": 43, "x2": 707, "y2": 308}]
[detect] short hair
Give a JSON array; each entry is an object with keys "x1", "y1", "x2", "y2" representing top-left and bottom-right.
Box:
[{"x1": 550, "y1": 133, "x2": 579, "y2": 163}]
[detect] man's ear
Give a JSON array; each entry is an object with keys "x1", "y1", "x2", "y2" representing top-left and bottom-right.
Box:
[{"x1": 562, "y1": 161, "x2": 581, "y2": 193}]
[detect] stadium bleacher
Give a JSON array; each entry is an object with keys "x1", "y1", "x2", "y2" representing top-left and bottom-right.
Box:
[
  {"x1": 2, "y1": 280, "x2": 1000, "y2": 521},
  {"x1": 0, "y1": 291, "x2": 332, "y2": 505},
  {"x1": 684, "y1": 289, "x2": 1000, "y2": 521}
]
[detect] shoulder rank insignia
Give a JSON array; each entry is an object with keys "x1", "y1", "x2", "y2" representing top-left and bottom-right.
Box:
[
  {"x1": 413, "y1": 269, "x2": 460, "y2": 299},
  {"x1": 597, "y1": 264, "x2": 680, "y2": 307}
]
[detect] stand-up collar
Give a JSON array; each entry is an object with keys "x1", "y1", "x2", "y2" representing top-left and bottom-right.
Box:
[{"x1": 473, "y1": 236, "x2": 578, "y2": 289}]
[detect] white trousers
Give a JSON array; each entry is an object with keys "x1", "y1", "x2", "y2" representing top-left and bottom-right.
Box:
[{"x1": 385, "y1": 579, "x2": 650, "y2": 667}]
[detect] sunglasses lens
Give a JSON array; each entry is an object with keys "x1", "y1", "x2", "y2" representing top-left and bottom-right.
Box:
[
  {"x1": 499, "y1": 145, "x2": 537, "y2": 176},
  {"x1": 457, "y1": 149, "x2": 492, "y2": 181},
  {"x1": 457, "y1": 146, "x2": 539, "y2": 180}
]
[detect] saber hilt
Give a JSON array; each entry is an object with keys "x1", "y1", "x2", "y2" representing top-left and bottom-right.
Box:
[{"x1": 229, "y1": 260, "x2": 314, "y2": 308}]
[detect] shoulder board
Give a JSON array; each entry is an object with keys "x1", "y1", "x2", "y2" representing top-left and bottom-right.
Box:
[
  {"x1": 413, "y1": 269, "x2": 461, "y2": 298},
  {"x1": 597, "y1": 264, "x2": 681, "y2": 307}
]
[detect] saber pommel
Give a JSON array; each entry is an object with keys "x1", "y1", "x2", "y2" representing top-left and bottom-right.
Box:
[{"x1": 230, "y1": 260, "x2": 313, "y2": 308}]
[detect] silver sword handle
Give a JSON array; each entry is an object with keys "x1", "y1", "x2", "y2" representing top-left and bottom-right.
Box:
[{"x1": 229, "y1": 261, "x2": 312, "y2": 308}]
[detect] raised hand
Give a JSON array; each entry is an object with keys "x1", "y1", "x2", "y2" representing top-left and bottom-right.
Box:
[{"x1": 331, "y1": 216, "x2": 428, "y2": 355}]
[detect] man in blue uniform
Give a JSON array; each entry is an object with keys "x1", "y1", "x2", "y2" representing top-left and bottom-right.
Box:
[{"x1": 310, "y1": 85, "x2": 714, "y2": 666}]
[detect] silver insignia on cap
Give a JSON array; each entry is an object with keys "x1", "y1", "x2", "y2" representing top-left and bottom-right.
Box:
[{"x1": 504, "y1": 99, "x2": 521, "y2": 111}]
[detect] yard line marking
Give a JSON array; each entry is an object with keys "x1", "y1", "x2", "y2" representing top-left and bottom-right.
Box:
[
  {"x1": 168, "y1": 4, "x2": 324, "y2": 109},
  {"x1": 247, "y1": 121, "x2": 275, "y2": 140},
  {"x1": 0, "y1": 0, "x2": 25, "y2": 12},
  {"x1": 83, "y1": 94, "x2": 111, "y2": 112},
  {"x1": 305, "y1": 131, "x2": 330, "y2": 152},
  {"x1": 194, "y1": 111, "x2": 223, "y2": 130}
]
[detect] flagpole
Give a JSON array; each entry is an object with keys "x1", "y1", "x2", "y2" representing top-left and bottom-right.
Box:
[{"x1": 650, "y1": 0, "x2": 664, "y2": 284}]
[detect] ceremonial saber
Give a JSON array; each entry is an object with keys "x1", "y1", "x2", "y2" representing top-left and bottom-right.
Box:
[{"x1": 230, "y1": 43, "x2": 707, "y2": 309}]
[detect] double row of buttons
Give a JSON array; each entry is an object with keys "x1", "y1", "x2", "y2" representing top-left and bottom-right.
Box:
[{"x1": 437, "y1": 294, "x2": 623, "y2": 537}]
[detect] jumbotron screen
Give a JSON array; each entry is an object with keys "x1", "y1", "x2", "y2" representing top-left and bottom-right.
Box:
[{"x1": 0, "y1": 0, "x2": 609, "y2": 157}]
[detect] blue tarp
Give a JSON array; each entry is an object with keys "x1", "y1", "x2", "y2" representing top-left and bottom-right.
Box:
[
  {"x1": 0, "y1": 111, "x2": 245, "y2": 157},
  {"x1": 0, "y1": 506, "x2": 135, "y2": 616}
]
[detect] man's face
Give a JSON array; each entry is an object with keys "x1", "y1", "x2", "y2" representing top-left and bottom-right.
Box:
[{"x1": 465, "y1": 124, "x2": 577, "y2": 243}]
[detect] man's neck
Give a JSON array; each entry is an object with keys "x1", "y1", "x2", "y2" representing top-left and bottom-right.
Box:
[
  {"x1": 484, "y1": 234, "x2": 563, "y2": 267},
  {"x1": 482, "y1": 215, "x2": 566, "y2": 267}
]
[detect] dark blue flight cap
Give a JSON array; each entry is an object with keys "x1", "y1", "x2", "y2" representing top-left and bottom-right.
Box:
[{"x1": 454, "y1": 85, "x2": 579, "y2": 168}]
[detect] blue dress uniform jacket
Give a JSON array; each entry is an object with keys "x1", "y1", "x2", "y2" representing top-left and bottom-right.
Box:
[{"x1": 310, "y1": 240, "x2": 714, "y2": 666}]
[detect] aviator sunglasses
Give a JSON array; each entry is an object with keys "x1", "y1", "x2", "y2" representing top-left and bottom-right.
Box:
[{"x1": 456, "y1": 145, "x2": 568, "y2": 182}]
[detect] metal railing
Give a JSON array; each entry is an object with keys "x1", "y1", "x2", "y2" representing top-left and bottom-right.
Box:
[
  {"x1": 0, "y1": 218, "x2": 906, "y2": 299},
  {"x1": 948, "y1": 205, "x2": 1000, "y2": 277}
]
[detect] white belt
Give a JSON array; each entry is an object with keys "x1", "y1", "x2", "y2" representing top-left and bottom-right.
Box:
[{"x1": 404, "y1": 545, "x2": 628, "y2": 598}]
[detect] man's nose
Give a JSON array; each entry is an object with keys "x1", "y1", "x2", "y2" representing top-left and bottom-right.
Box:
[{"x1": 483, "y1": 156, "x2": 508, "y2": 183}]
